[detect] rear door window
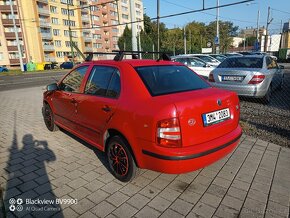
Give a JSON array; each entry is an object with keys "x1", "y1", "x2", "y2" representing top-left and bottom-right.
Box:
[
  {"x1": 85, "y1": 66, "x2": 120, "y2": 98},
  {"x1": 135, "y1": 65, "x2": 210, "y2": 96}
]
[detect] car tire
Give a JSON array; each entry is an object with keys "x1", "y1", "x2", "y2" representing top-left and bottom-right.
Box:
[
  {"x1": 106, "y1": 135, "x2": 139, "y2": 182},
  {"x1": 261, "y1": 84, "x2": 272, "y2": 104},
  {"x1": 43, "y1": 104, "x2": 59, "y2": 132}
]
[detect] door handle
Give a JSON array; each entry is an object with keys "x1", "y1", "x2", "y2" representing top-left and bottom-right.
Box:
[{"x1": 102, "y1": 105, "x2": 111, "y2": 112}]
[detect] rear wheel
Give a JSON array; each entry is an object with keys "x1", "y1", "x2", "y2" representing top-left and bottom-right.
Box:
[
  {"x1": 106, "y1": 136, "x2": 138, "y2": 182},
  {"x1": 43, "y1": 104, "x2": 59, "y2": 132}
]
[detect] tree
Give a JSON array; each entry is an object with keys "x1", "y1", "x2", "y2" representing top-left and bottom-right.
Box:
[{"x1": 118, "y1": 25, "x2": 132, "y2": 50}]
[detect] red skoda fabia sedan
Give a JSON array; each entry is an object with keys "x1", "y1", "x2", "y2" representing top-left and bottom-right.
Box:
[{"x1": 43, "y1": 57, "x2": 242, "y2": 182}]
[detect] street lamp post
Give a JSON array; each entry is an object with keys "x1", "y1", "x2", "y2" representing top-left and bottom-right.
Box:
[
  {"x1": 9, "y1": 0, "x2": 24, "y2": 71},
  {"x1": 216, "y1": 0, "x2": 220, "y2": 54}
]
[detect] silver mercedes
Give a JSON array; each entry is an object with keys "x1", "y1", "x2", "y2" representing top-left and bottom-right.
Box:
[{"x1": 209, "y1": 55, "x2": 284, "y2": 103}]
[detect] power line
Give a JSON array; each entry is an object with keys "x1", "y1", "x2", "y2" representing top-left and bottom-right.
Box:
[
  {"x1": 271, "y1": 8, "x2": 290, "y2": 15},
  {"x1": 71, "y1": 0, "x2": 254, "y2": 30}
]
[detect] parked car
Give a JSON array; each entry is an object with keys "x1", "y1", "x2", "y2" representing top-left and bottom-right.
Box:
[
  {"x1": 43, "y1": 53, "x2": 242, "y2": 182},
  {"x1": 209, "y1": 55, "x2": 284, "y2": 103},
  {"x1": 60, "y1": 61, "x2": 73, "y2": 69},
  {"x1": 0, "y1": 66, "x2": 8, "y2": 72},
  {"x1": 188, "y1": 54, "x2": 221, "y2": 67},
  {"x1": 209, "y1": 54, "x2": 227, "y2": 62},
  {"x1": 172, "y1": 56, "x2": 215, "y2": 78},
  {"x1": 223, "y1": 53, "x2": 243, "y2": 57}
]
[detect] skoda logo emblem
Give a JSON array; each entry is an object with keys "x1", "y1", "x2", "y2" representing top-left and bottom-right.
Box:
[
  {"x1": 217, "y1": 99, "x2": 222, "y2": 106},
  {"x1": 188, "y1": 118, "x2": 196, "y2": 126}
]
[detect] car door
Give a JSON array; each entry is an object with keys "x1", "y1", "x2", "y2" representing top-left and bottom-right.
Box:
[
  {"x1": 53, "y1": 66, "x2": 89, "y2": 130},
  {"x1": 74, "y1": 65, "x2": 121, "y2": 149}
]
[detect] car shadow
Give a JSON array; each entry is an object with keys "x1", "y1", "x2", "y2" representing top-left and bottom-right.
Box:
[{"x1": 2, "y1": 115, "x2": 63, "y2": 217}]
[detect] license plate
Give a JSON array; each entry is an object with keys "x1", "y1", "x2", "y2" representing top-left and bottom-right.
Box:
[
  {"x1": 222, "y1": 76, "x2": 244, "y2": 81},
  {"x1": 202, "y1": 108, "x2": 230, "y2": 126}
]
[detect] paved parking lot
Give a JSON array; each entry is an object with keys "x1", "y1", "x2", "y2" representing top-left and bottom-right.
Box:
[{"x1": 0, "y1": 86, "x2": 289, "y2": 218}]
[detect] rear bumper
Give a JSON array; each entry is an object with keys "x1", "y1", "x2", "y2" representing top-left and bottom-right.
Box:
[
  {"x1": 139, "y1": 125, "x2": 242, "y2": 174},
  {"x1": 210, "y1": 83, "x2": 267, "y2": 97}
]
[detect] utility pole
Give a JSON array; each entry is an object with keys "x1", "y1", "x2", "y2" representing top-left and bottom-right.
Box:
[
  {"x1": 67, "y1": 2, "x2": 74, "y2": 64},
  {"x1": 189, "y1": 29, "x2": 192, "y2": 54},
  {"x1": 9, "y1": 0, "x2": 24, "y2": 71},
  {"x1": 184, "y1": 26, "x2": 187, "y2": 54},
  {"x1": 256, "y1": 9, "x2": 260, "y2": 50},
  {"x1": 157, "y1": 0, "x2": 160, "y2": 53},
  {"x1": 130, "y1": 0, "x2": 138, "y2": 51},
  {"x1": 215, "y1": 0, "x2": 220, "y2": 54},
  {"x1": 264, "y1": 6, "x2": 273, "y2": 52}
]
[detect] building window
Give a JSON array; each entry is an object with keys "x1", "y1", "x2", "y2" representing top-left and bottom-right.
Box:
[
  {"x1": 93, "y1": 43, "x2": 102, "y2": 48},
  {"x1": 112, "y1": 28, "x2": 118, "y2": 33},
  {"x1": 65, "y1": 41, "x2": 78, "y2": 47},
  {"x1": 53, "y1": 29, "x2": 60, "y2": 36},
  {"x1": 56, "y1": 51, "x2": 64, "y2": 58},
  {"x1": 110, "y1": 3, "x2": 117, "y2": 9},
  {"x1": 112, "y1": 36, "x2": 118, "y2": 41},
  {"x1": 136, "y1": 11, "x2": 141, "y2": 16},
  {"x1": 122, "y1": 6, "x2": 128, "y2": 12},
  {"x1": 61, "y1": 8, "x2": 74, "y2": 16},
  {"x1": 135, "y1": 3, "x2": 141, "y2": 9},
  {"x1": 54, "y1": 40, "x2": 61, "y2": 47},
  {"x1": 51, "y1": 17, "x2": 59, "y2": 24},
  {"x1": 93, "y1": 34, "x2": 101, "y2": 39},
  {"x1": 60, "y1": 0, "x2": 73, "y2": 5},
  {"x1": 91, "y1": 15, "x2": 99, "y2": 21},
  {"x1": 121, "y1": 0, "x2": 127, "y2": 3},
  {"x1": 50, "y1": 6, "x2": 57, "y2": 13},
  {"x1": 63, "y1": 19, "x2": 75, "y2": 26},
  {"x1": 110, "y1": 11, "x2": 118, "y2": 16},
  {"x1": 122, "y1": 14, "x2": 128, "y2": 19},
  {"x1": 90, "y1": 6, "x2": 99, "y2": 12}
]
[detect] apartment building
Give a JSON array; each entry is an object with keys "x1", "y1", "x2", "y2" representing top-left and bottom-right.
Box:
[
  {"x1": 0, "y1": 0, "x2": 144, "y2": 67},
  {"x1": 0, "y1": 0, "x2": 26, "y2": 67}
]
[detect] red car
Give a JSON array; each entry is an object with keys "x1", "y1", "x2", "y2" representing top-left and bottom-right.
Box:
[{"x1": 43, "y1": 54, "x2": 242, "y2": 182}]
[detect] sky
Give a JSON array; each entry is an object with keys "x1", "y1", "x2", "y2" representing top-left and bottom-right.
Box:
[{"x1": 142, "y1": 0, "x2": 290, "y2": 33}]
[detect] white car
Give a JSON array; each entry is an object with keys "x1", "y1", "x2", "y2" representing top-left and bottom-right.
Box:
[
  {"x1": 172, "y1": 56, "x2": 216, "y2": 78},
  {"x1": 187, "y1": 54, "x2": 221, "y2": 67}
]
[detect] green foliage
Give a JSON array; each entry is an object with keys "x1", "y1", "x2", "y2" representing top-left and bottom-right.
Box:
[{"x1": 117, "y1": 14, "x2": 239, "y2": 55}]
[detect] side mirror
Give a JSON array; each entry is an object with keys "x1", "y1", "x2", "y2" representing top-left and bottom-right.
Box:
[
  {"x1": 279, "y1": 65, "x2": 285, "y2": 69},
  {"x1": 47, "y1": 83, "x2": 58, "y2": 91}
]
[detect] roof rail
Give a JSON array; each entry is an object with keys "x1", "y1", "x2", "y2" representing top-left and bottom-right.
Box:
[{"x1": 83, "y1": 51, "x2": 171, "y2": 62}]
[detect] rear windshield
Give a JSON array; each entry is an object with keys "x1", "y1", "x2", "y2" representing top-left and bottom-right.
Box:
[
  {"x1": 135, "y1": 65, "x2": 210, "y2": 96},
  {"x1": 218, "y1": 57, "x2": 263, "y2": 68}
]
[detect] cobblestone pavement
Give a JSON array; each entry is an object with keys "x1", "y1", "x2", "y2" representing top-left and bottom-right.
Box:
[{"x1": 0, "y1": 86, "x2": 289, "y2": 218}]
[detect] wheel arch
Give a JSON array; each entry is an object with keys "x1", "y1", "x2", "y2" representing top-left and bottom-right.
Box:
[{"x1": 104, "y1": 128, "x2": 139, "y2": 167}]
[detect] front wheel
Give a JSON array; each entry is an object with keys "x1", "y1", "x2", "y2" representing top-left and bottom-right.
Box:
[
  {"x1": 43, "y1": 104, "x2": 59, "y2": 132},
  {"x1": 106, "y1": 136, "x2": 138, "y2": 182}
]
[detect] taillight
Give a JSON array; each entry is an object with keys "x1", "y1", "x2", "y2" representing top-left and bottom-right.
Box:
[
  {"x1": 157, "y1": 118, "x2": 182, "y2": 147},
  {"x1": 209, "y1": 72, "x2": 215, "y2": 82},
  {"x1": 248, "y1": 75, "x2": 265, "y2": 84}
]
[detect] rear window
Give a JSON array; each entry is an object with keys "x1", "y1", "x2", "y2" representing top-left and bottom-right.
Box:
[
  {"x1": 135, "y1": 65, "x2": 210, "y2": 96},
  {"x1": 218, "y1": 57, "x2": 263, "y2": 68}
]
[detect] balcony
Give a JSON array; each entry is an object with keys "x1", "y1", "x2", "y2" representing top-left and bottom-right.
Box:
[
  {"x1": 0, "y1": 5, "x2": 17, "y2": 12},
  {"x1": 38, "y1": 7, "x2": 50, "y2": 15},
  {"x1": 4, "y1": 32, "x2": 23, "y2": 39},
  {"x1": 39, "y1": 20, "x2": 50, "y2": 27},
  {"x1": 37, "y1": 0, "x2": 48, "y2": 3},
  {"x1": 41, "y1": 32, "x2": 52, "y2": 39},
  {"x1": 81, "y1": 16, "x2": 90, "y2": 22},
  {"x1": 1, "y1": 19, "x2": 20, "y2": 26},
  {"x1": 83, "y1": 37, "x2": 92, "y2": 42},
  {"x1": 85, "y1": 47, "x2": 93, "y2": 52},
  {"x1": 7, "y1": 46, "x2": 18, "y2": 51},
  {"x1": 45, "y1": 56, "x2": 56, "y2": 62},
  {"x1": 10, "y1": 58, "x2": 27, "y2": 65},
  {"x1": 43, "y1": 44, "x2": 55, "y2": 51}
]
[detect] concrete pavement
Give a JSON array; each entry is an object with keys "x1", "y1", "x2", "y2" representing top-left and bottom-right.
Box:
[{"x1": 0, "y1": 86, "x2": 289, "y2": 218}]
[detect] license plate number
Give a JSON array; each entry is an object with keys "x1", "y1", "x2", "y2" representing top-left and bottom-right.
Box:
[
  {"x1": 222, "y1": 76, "x2": 244, "y2": 81},
  {"x1": 202, "y1": 108, "x2": 230, "y2": 126}
]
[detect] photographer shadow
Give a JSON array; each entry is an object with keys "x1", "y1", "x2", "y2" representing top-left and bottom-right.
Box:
[{"x1": 3, "y1": 129, "x2": 63, "y2": 217}]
